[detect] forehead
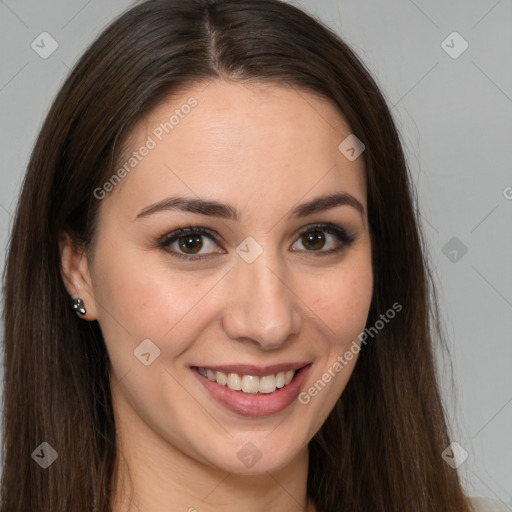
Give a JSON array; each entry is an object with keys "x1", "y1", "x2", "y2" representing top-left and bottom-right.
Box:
[{"x1": 103, "y1": 80, "x2": 366, "y2": 218}]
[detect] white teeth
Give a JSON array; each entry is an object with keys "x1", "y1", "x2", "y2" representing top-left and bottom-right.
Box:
[
  {"x1": 259, "y1": 375, "x2": 277, "y2": 394},
  {"x1": 216, "y1": 371, "x2": 228, "y2": 386},
  {"x1": 241, "y1": 375, "x2": 260, "y2": 393},
  {"x1": 197, "y1": 367, "x2": 298, "y2": 394},
  {"x1": 227, "y1": 372, "x2": 242, "y2": 391}
]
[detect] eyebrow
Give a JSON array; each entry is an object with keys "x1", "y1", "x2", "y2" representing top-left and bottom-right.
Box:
[{"x1": 135, "y1": 192, "x2": 365, "y2": 221}]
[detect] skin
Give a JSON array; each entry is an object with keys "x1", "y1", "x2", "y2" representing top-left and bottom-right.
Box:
[{"x1": 60, "y1": 80, "x2": 373, "y2": 512}]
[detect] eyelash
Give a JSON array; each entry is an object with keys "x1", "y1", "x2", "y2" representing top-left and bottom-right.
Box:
[{"x1": 156, "y1": 222, "x2": 356, "y2": 261}]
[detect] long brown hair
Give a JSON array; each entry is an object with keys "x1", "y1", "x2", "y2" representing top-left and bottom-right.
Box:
[{"x1": 1, "y1": 1, "x2": 472, "y2": 510}]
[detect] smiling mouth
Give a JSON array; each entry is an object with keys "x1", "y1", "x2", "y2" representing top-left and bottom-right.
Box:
[
  {"x1": 191, "y1": 363, "x2": 312, "y2": 417},
  {"x1": 192, "y1": 366, "x2": 305, "y2": 394}
]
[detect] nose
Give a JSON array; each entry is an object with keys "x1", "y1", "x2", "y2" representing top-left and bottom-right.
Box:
[{"x1": 221, "y1": 252, "x2": 302, "y2": 350}]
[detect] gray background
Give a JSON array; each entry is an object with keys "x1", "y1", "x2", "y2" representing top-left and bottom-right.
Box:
[{"x1": 0, "y1": 0, "x2": 511, "y2": 505}]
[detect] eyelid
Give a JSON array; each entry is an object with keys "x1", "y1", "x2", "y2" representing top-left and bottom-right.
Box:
[
  {"x1": 290, "y1": 222, "x2": 356, "y2": 255},
  {"x1": 156, "y1": 226, "x2": 224, "y2": 260},
  {"x1": 157, "y1": 225, "x2": 221, "y2": 245},
  {"x1": 293, "y1": 222, "x2": 353, "y2": 241}
]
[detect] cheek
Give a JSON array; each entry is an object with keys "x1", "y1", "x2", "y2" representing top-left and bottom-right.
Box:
[
  {"x1": 90, "y1": 243, "x2": 219, "y2": 356},
  {"x1": 297, "y1": 266, "x2": 372, "y2": 423},
  {"x1": 308, "y1": 262, "x2": 373, "y2": 343}
]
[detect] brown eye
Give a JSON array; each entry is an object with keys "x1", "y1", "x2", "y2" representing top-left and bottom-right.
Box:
[
  {"x1": 290, "y1": 223, "x2": 356, "y2": 255},
  {"x1": 301, "y1": 230, "x2": 326, "y2": 251},
  {"x1": 157, "y1": 226, "x2": 224, "y2": 260},
  {"x1": 178, "y1": 234, "x2": 203, "y2": 254}
]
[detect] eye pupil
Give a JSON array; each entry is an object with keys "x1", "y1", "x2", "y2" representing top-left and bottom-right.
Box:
[
  {"x1": 303, "y1": 230, "x2": 325, "y2": 250},
  {"x1": 179, "y1": 235, "x2": 203, "y2": 253}
]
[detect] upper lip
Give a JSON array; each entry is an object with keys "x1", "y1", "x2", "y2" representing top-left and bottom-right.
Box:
[{"x1": 192, "y1": 362, "x2": 311, "y2": 377}]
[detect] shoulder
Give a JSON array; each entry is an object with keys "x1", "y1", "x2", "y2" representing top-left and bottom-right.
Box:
[{"x1": 468, "y1": 497, "x2": 511, "y2": 512}]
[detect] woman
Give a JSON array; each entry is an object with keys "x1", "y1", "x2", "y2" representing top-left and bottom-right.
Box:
[{"x1": 0, "y1": 0, "x2": 506, "y2": 510}]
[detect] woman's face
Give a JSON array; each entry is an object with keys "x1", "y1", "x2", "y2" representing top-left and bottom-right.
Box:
[{"x1": 66, "y1": 80, "x2": 373, "y2": 474}]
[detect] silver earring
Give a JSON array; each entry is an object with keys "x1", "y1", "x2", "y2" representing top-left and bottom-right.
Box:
[{"x1": 71, "y1": 298, "x2": 86, "y2": 316}]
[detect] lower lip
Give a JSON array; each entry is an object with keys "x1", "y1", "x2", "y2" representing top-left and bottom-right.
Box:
[{"x1": 192, "y1": 365, "x2": 311, "y2": 417}]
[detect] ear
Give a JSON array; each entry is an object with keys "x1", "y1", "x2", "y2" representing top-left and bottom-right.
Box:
[{"x1": 58, "y1": 231, "x2": 98, "y2": 320}]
